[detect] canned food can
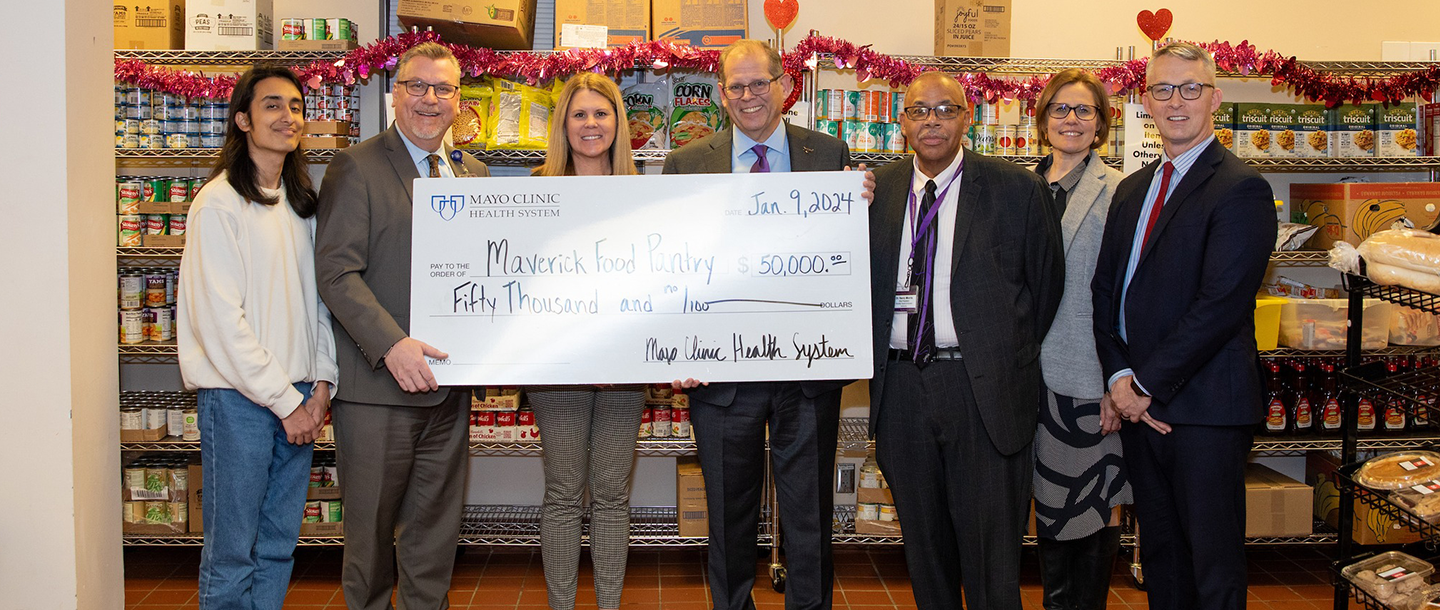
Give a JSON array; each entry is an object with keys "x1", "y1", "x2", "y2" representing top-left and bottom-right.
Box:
[
  {"x1": 180, "y1": 119, "x2": 199, "y2": 136},
  {"x1": 325, "y1": 18, "x2": 342, "y2": 40},
  {"x1": 139, "y1": 119, "x2": 161, "y2": 135},
  {"x1": 124, "y1": 465, "x2": 147, "y2": 491},
  {"x1": 860, "y1": 91, "x2": 880, "y2": 122},
  {"x1": 166, "y1": 408, "x2": 185, "y2": 437},
  {"x1": 122, "y1": 119, "x2": 141, "y2": 135},
  {"x1": 120, "y1": 408, "x2": 144, "y2": 430},
  {"x1": 878, "y1": 503, "x2": 897, "y2": 521},
  {"x1": 857, "y1": 502, "x2": 880, "y2": 521},
  {"x1": 200, "y1": 133, "x2": 224, "y2": 148},
  {"x1": 118, "y1": 181, "x2": 142, "y2": 212},
  {"x1": 145, "y1": 273, "x2": 167, "y2": 307},
  {"x1": 281, "y1": 18, "x2": 306, "y2": 40},
  {"x1": 310, "y1": 466, "x2": 325, "y2": 487},
  {"x1": 304, "y1": 501, "x2": 322, "y2": 523},
  {"x1": 182, "y1": 410, "x2": 200, "y2": 441},
  {"x1": 199, "y1": 102, "x2": 227, "y2": 121},
  {"x1": 122, "y1": 104, "x2": 142, "y2": 120},
  {"x1": 843, "y1": 119, "x2": 863, "y2": 151},
  {"x1": 165, "y1": 133, "x2": 190, "y2": 149},
  {"x1": 126, "y1": 87, "x2": 150, "y2": 107},
  {"x1": 115, "y1": 85, "x2": 126, "y2": 106},
  {"x1": 637, "y1": 407, "x2": 652, "y2": 438},
  {"x1": 313, "y1": 107, "x2": 334, "y2": 121},
  {"x1": 180, "y1": 103, "x2": 199, "y2": 121},
  {"x1": 118, "y1": 215, "x2": 144, "y2": 247},
  {"x1": 1020, "y1": 99, "x2": 1039, "y2": 124},
  {"x1": 167, "y1": 214, "x2": 186, "y2": 236},
  {"x1": 324, "y1": 464, "x2": 338, "y2": 486},
  {"x1": 120, "y1": 133, "x2": 139, "y2": 149},
  {"x1": 162, "y1": 118, "x2": 182, "y2": 135},
  {"x1": 971, "y1": 124, "x2": 997, "y2": 155},
  {"x1": 854, "y1": 121, "x2": 881, "y2": 153},
  {"x1": 135, "y1": 103, "x2": 153, "y2": 120},
  {"x1": 822, "y1": 89, "x2": 845, "y2": 121},
  {"x1": 335, "y1": 18, "x2": 353, "y2": 42},
  {"x1": 169, "y1": 501, "x2": 187, "y2": 524},
  {"x1": 306, "y1": 18, "x2": 326, "y2": 40},
  {"x1": 876, "y1": 90, "x2": 893, "y2": 123},
  {"x1": 671, "y1": 406, "x2": 690, "y2": 438},
  {"x1": 153, "y1": 104, "x2": 179, "y2": 121},
  {"x1": 892, "y1": 93, "x2": 905, "y2": 123},
  {"x1": 142, "y1": 178, "x2": 165, "y2": 202},
  {"x1": 123, "y1": 501, "x2": 145, "y2": 524},
  {"x1": 165, "y1": 271, "x2": 177, "y2": 305},
  {"x1": 813, "y1": 119, "x2": 840, "y2": 139},
  {"x1": 146, "y1": 407, "x2": 168, "y2": 430},
  {"x1": 975, "y1": 102, "x2": 1000, "y2": 125},
  {"x1": 137, "y1": 134, "x2": 160, "y2": 149},
  {"x1": 996, "y1": 125, "x2": 1017, "y2": 155},
  {"x1": 884, "y1": 122, "x2": 906, "y2": 153},
  {"x1": 651, "y1": 406, "x2": 672, "y2": 437},
  {"x1": 170, "y1": 462, "x2": 188, "y2": 494},
  {"x1": 152, "y1": 306, "x2": 173, "y2": 341},
  {"x1": 813, "y1": 90, "x2": 829, "y2": 120},
  {"x1": 115, "y1": 118, "x2": 127, "y2": 135},
  {"x1": 326, "y1": 499, "x2": 343, "y2": 523},
  {"x1": 168, "y1": 180, "x2": 190, "y2": 203},
  {"x1": 144, "y1": 501, "x2": 169, "y2": 524},
  {"x1": 843, "y1": 90, "x2": 861, "y2": 120},
  {"x1": 199, "y1": 118, "x2": 226, "y2": 135},
  {"x1": 145, "y1": 214, "x2": 168, "y2": 235}
]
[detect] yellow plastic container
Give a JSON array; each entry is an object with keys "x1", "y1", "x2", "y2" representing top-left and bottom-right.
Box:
[{"x1": 1255, "y1": 296, "x2": 1287, "y2": 351}]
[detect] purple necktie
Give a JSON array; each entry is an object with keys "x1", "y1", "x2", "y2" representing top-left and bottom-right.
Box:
[{"x1": 749, "y1": 144, "x2": 770, "y2": 173}]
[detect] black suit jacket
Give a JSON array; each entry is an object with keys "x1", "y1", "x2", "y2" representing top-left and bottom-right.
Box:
[
  {"x1": 868, "y1": 150, "x2": 1065, "y2": 455},
  {"x1": 1090, "y1": 138, "x2": 1276, "y2": 426},
  {"x1": 661, "y1": 123, "x2": 853, "y2": 406}
]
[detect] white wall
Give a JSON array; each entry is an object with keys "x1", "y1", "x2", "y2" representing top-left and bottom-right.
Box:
[{"x1": 0, "y1": 0, "x2": 121, "y2": 608}]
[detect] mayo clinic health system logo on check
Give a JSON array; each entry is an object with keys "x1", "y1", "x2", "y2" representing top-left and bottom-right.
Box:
[{"x1": 431, "y1": 191, "x2": 563, "y2": 221}]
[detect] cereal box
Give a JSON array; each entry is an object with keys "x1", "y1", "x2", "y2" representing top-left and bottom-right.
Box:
[
  {"x1": 1268, "y1": 104, "x2": 1298, "y2": 158},
  {"x1": 1235, "y1": 103, "x2": 1271, "y2": 158},
  {"x1": 1331, "y1": 104, "x2": 1376, "y2": 158},
  {"x1": 1377, "y1": 102, "x2": 1419, "y2": 157},
  {"x1": 1293, "y1": 104, "x2": 1330, "y2": 158},
  {"x1": 1213, "y1": 102, "x2": 1235, "y2": 152}
]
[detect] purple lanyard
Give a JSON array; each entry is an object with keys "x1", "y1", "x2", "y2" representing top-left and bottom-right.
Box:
[{"x1": 904, "y1": 165, "x2": 961, "y2": 334}]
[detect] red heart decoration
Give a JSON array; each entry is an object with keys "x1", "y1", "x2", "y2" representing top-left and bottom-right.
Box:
[
  {"x1": 1136, "y1": 9, "x2": 1173, "y2": 42},
  {"x1": 764, "y1": 0, "x2": 799, "y2": 31}
]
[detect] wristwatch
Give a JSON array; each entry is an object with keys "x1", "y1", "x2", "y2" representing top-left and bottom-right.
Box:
[{"x1": 1130, "y1": 378, "x2": 1151, "y2": 398}]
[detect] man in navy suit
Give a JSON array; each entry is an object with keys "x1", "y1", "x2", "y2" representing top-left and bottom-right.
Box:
[{"x1": 1091, "y1": 42, "x2": 1276, "y2": 610}]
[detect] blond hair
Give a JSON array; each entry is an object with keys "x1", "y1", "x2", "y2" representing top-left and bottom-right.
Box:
[
  {"x1": 535, "y1": 73, "x2": 638, "y2": 176},
  {"x1": 1035, "y1": 68, "x2": 1111, "y2": 149},
  {"x1": 396, "y1": 42, "x2": 460, "y2": 82}
]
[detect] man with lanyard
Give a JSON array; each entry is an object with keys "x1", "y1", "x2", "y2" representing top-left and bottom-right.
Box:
[{"x1": 867, "y1": 70, "x2": 1064, "y2": 610}]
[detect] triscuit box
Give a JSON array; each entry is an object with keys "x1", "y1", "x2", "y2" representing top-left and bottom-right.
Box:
[
  {"x1": 933, "y1": 0, "x2": 1012, "y2": 58},
  {"x1": 1331, "y1": 104, "x2": 1376, "y2": 158},
  {"x1": 1267, "y1": 104, "x2": 1298, "y2": 158},
  {"x1": 1293, "y1": 104, "x2": 1330, "y2": 158},
  {"x1": 1378, "y1": 102, "x2": 1420, "y2": 157},
  {"x1": 185, "y1": 0, "x2": 273, "y2": 50},
  {"x1": 1234, "y1": 103, "x2": 1271, "y2": 158},
  {"x1": 1244, "y1": 463, "x2": 1312, "y2": 537},
  {"x1": 554, "y1": 0, "x2": 649, "y2": 48},
  {"x1": 1308, "y1": 451, "x2": 1423, "y2": 545},
  {"x1": 1295, "y1": 182, "x2": 1440, "y2": 249},
  {"x1": 115, "y1": 0, "x2": 185, "y2": 50},
  {"x1": 1213, "y1": 102, "x2": 1235, "y2": 152},
  {"x1": 676, "y1": 457, "x2": 708, "y2": 537},
  {"x1": 651, "y1": 0, "x2": 746, "y2": 48},
  {"x1": 397, "y1": 0, "x2": 536, "y2": 50}
]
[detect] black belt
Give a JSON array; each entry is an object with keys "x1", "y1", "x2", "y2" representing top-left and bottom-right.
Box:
[{"x1": 890, "y1": 348, "x2": 963, "y2": 361}]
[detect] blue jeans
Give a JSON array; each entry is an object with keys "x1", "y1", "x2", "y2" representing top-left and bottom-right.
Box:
[{"x1": 197, "y1": 383, "x2": 314, "y2": 610}]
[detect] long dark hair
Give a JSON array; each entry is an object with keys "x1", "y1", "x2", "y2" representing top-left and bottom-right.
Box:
[{"x1": 210, "y1": 65, "x2": 319, "y2": 218}]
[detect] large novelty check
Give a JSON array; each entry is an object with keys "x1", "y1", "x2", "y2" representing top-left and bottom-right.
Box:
[{"x1": 409, "y1": 171, "x2": 873, "y2": 386}]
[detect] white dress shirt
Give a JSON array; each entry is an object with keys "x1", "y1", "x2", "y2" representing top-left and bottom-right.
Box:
[{"x1": 890, "y1": 152, "x2": 965, "y2": 350}]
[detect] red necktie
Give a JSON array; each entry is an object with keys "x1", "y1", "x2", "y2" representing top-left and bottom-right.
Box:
[
  {"x1": 749, "y1": 144, "x2": 770, "y2": 173},
  {"x1": 1141, "y1": 162, "x2": 1175, "y2": 247}
]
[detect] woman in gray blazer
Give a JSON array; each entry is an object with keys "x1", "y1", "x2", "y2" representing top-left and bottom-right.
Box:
[{"x1": 1031, "y1": 68, "x2": 1133, "y2": 610}]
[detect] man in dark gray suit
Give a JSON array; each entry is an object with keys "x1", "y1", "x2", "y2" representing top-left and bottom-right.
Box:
[
  {"x1": 315, "y1": 42, "x2": 489, "y2": 610},
  {"x1": 663, "y1": 39, "x2": 861, "y2": 610},
  {"x1": 867, "y1": 71, "x2": 1064, "y2": 610}
]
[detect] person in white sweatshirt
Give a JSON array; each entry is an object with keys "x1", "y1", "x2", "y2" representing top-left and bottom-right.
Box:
[{"x1": 177, "y1": 65, "x2": 338, "y2": 610}]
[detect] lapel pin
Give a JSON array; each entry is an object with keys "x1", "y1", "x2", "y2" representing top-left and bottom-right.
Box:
[{"x1": 803, "y1": 146, "x2": 815, "y2": 154}]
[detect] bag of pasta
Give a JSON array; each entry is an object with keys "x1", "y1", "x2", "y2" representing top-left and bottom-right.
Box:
[
  {"x1": 669, "y1": 72, "x2": 724, "y2": 149},
  {"x1": 451, "y1": 83, "x2": 491, "y2": 150},
  {"x1": 487, "y1": 78, "x2": 557, "y2": 150},
  {"x1": 623, "y1": 74, "x2": 670, "y2": 150}
]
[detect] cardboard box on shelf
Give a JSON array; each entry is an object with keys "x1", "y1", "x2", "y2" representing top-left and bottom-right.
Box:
[
  {"x1": 188, "y1": 463, "x2": 203, "y2": 533},
  {"x1": 554, "y1": 0, "x2": 649, "y2": 48},
  {"x1": 185, "y1": 0, "x2": 274, "y2": 51},
  {"x1": 1308, "y1": 451, "x2": 1423, "y2": 545},
  {"x1": 1294, "y1": 182, "x2": 1440, "y2": 249},
  {"x1": 277, "y1": 38, "x2": 358, "y2": 52},
  {"x1": 933, "y1": 0, "x2": 1012, "y2": 58},
  {"x1": 476, "y1": 387, "x2": 522, "y2": 411},
  {"x1": 397, "y1": 0, "x2": 536, "y2": 50},
  {"x1": 300, "y1": 136, "x2": 351, "y2": 149},
  {"x1": 651, "y1": 0, "x2": 746, "y2": 49},
  {"x1": 119, "y1": 426, "x2": 168, "y2": 443},
  {"x1": 676, "y1": 457, "x2": 708, "y2": 537},
  {"x1": 856, "y1": 486, "x2": 894, "y2": 506},
  {"x1": 307, "y1": 486, "x2": 341, "y2": 501},
  {"x1": 300, "y1": 521, "x2": 344, "y2": 537},
  {"x1": 142, "y1": 234, "x2": 186, "y2": 248},
  {"x1": 1244, "y1": 463, "x2": 1312, "y2": 537},
  {"x1": 304, "y1": 121, "x2": 351, "y2": 136},
  {"x1": 114, "y1": 0, "x2": 185, "y2": 50}
]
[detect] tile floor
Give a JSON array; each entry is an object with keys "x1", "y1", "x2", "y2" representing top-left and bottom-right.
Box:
[{"x1": 124, "y1": 545, "x2": 1359, "y2": 609}]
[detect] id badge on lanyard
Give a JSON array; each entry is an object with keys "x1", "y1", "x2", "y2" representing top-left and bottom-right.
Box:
[{"x1": 894, "y1": 169, "x2": 960, "y2": 316}]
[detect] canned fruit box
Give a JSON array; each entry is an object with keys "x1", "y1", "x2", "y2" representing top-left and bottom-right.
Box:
[
  {"x1": 1267, "y1": 105, "x2": 1298, "y2": 158},
  {"x1": 1293, "y1": 105, "x2": 1330, "y2": 158},
  {"x1": 1235, "y1": 103, "x2": 1272, "y2": 158},
  {"x1": 143, "y1": 234, "x2": 186, "y2": 248},
  {"x1": 1331, "y1": 104, "x2": 1377, "y2": 158},
  {"x1": 1378, "y1": 102, "x2": 1420, "y2": 157}
]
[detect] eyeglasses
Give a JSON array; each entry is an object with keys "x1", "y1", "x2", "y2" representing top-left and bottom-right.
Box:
[
  {"x1": 722, "y1": 75, "x2": 784, "y2": 99},
  {"x1": 1146, "y1": 83, "x2": 1215, "y2": 101},
  {"x1": 902, "y1": 104, "x2": 964, "y2": 121},
  {"x1": 397, "y1": 79, "x2": 459, "y2": 100},
  {"x1": 1046, "y1": 103, "x2": 1099, "y2": 121}
]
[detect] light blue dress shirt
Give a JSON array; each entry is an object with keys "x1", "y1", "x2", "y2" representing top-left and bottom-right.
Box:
[
  {"x1": 1108, "y1": 135, "x2": 1215, "y2": 393},
  {"x1": 398, "y1": 130, "x2": 456, "y2": 178},
  {"x1": 730, "y1": 124, "x2": 790, "y2": 174}
]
